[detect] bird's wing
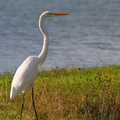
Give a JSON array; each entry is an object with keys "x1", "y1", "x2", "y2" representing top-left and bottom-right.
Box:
[{"x1": 10, "y1": 56, "x2": 39, "y2": 100}]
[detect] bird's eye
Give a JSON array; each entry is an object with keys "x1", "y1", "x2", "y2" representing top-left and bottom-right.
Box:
[{"x1": 49, "y1": 13, "x2": 54, "y2": 15}]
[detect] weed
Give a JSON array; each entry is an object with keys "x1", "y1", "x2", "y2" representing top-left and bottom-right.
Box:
[{"x1": 0, "y1": 65, "x2": 120, "y2": 120}]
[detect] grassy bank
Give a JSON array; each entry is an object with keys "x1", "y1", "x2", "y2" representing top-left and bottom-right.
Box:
[{"x1": 0, "y1": 66, "x2": 120, "y2": 120}]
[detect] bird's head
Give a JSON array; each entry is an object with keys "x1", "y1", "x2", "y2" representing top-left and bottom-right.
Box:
[{"x1": 41, "y1": 11, "x2": 69, "y2": 18}]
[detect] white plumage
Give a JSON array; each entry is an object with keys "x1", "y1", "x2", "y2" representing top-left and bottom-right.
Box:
[{"x1": 10, "y1": 56, "x2": 39, "y2": 99}]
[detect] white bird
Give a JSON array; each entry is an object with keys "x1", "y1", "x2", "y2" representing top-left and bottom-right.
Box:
[{"x1": 10, "y1": 11, "x2": 69, "y2": 120}]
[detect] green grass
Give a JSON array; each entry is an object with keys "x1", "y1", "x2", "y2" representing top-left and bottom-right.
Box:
[{"x1": 0, "y1": 65, "x2": 120, "y2": 120}]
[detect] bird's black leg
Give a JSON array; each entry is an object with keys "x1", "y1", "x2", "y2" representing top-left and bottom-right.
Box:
[
  {"x1": 20, "y1": 92, "x2": 25, "y2": 120},
  {"x1": 32, "y1": 87, "x2": 38, "y2": 120}
]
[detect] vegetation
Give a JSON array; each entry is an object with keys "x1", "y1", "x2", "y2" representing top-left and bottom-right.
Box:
[{"x1": 0, "y1": 65, "x2": 120, "y2": 120}]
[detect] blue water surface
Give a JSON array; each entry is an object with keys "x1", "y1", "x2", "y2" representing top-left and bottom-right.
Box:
[{"x1": 0, "y1": 0, "x2": 120, "y2": 73}]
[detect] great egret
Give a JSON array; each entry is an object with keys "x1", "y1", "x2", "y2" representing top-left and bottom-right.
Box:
[{"x1": 10, "y1": 11, "x2": 69, "y2": 120}]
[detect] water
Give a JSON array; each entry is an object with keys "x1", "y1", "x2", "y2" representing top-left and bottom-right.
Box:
[{"x1": 0, "y1": 0, "x2": 120, "y2": 73}]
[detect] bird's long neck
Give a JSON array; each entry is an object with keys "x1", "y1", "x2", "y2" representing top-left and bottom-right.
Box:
[{"x1": 38, "y1": 16, "x2": 49, "y2": 63}]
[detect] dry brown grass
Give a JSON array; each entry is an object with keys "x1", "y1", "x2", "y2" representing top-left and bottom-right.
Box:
[{"x1": 0, "y1": 66, "x2": 120, "y2": 120}]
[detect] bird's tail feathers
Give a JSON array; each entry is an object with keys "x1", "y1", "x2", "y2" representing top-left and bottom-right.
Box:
[{"x1": 10, "y1": 86, "x2": 19, "y2": 100}]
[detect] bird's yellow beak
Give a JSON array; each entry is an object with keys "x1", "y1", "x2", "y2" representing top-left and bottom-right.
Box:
[{"x1": 53, "y1": 13, "x2": 69, "y2": 16}]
